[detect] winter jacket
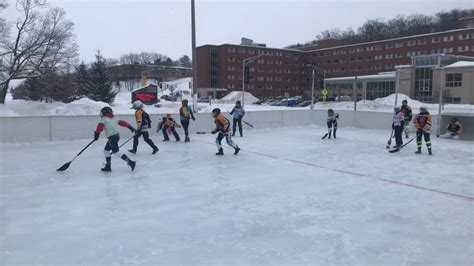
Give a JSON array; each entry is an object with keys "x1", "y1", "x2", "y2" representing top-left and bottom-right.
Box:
[
  {"x1": 179, "y1": 105, "x2": 195, "y2": 121},
  {"x1": 392, "y1": 111, "x2": 405, "y2": 128},
  {"x1": 95, "y1": 113, "x2": 131, "y2": 138},
  {"x1": 213, "y1": 114, "x2": 231, "y2": 134},
  {"x1": 413, "y1": 112, "x2": 432, "y2": 132},
  {"x1": 230, "y1": 106, "x2": 245, "y2": 119}
]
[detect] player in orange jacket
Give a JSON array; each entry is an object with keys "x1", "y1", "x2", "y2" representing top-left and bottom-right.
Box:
[
  {"x1": 413, "y1": 106, "x2": 432, "y2": 155},
  {"x1": 157, "y1": 114, "x2": 181, "y2": 141},
  {"x1": 129, "y1": 100, "x2": 159, "y2": 154},
  {"x1": 211, "y1": 108, "x2": 240, "y2": 155}
]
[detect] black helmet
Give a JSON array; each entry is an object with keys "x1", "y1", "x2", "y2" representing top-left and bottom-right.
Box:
[
  {"x1": 420, "y1": 106, "x2": 427, "y2": 113},
  {"x1": 452, "y1": 117, "x2": 458, "y2": 123},
  {"x1": 328, "y1": 109, "x2": 334, "y2": 115},
  {"x1": 100, "y1": 106, "x2": 113, "y2": 117},
  {"x1": 212, "y1": 108, "x2": 221, "y2": 117},
  {"x1": 394, "y1": 107, "x2": 401, "y2": 113},
  {"x1": 402, "y1": 99, "x2": 408, "y2": 104}
]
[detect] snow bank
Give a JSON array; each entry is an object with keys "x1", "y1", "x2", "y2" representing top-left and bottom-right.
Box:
[
  {"x1": 50, "y1": 98, "x2": 107, "y2": 116},
  {"x1": 1, "y1": 91, "x2": 473, "y2": 117},
  {"x1": 218, "y1": 91, "x2": 260, "y2": 104},
  {"x1": 313, "y1": 93, "x2": 474, "y2": 115}
]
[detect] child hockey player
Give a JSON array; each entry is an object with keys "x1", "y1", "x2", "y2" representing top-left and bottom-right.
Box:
[
  {"x1": 441, "y1": 117, "x2": 462, "y2": 139},
  {"x1": 401, "y1": 99, "x2": 412, "y2": 138},
  {"x1": 179, "y1": 99, "x2": 195, "y2": 142},
  {"x1": 94, "y1": 107, "x2": 136, "y2": 172},
  {"x1": 157, "y1": 114, "x2": 181, "y2": 142},
  {"x1": 230, "y1": 100, "x2": 245, "y2": 137},
  {"x1": 413, "y1": 106, "x2": 432, "y2": 155},
  {"x1": 322, "y1": 109, "x2": 339, "y2": 139},
  {"x1": 211, "y1": 108, "x2": 240, "y2": 155},
  {"x1": 129, "y1": 100, "x2": 159, "y2": 154},
  {"x1": 391, "y1": 107, "x2": 405, "y2": 151}
]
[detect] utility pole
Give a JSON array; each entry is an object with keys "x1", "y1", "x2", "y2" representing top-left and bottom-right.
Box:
[{"x1": 191, "y1": 0, "x2": 197, "y2": 112}]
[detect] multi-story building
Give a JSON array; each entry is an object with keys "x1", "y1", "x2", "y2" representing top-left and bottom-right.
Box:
[
  {"x1": 197, "y1": 43, "x2": 308, "y2": 98},
  {"x1": 196, "y1": 24, "x2": 474, "y2": 102}
]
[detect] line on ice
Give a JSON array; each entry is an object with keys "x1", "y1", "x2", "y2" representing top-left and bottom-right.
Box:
[{"x1": 198, "y1": 140, "x2": 474, "y2": 201}]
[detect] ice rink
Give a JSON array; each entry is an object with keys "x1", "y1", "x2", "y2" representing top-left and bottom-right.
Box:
[{"x1": 1, "y1": 125, "x2": 473, "y2": 265}]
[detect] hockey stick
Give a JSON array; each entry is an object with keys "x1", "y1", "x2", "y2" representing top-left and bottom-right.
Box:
[
  {"x1": 57, "y1": 140, "x2": 96, "y2": 171},
  {"x1": 321, "y1": 133, "x2": 328, "y2": 139},
  {"x1": 386, "y1": 129, "x2": 394, "y2": 150},
  {"x1": 243, "y1": 120, "x2": 254, "y2": 128},
  {"x1": 389, "y1": 134, "x2": 418, "y2": 153}
]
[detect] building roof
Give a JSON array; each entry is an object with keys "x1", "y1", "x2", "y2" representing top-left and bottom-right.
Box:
[
  {"x1": 325, "y1": 72, "x2": 396, "y2": 84},
  {"x1": 300, "y1": 28, "x2": 474, "y2": 53},
  {"x1": 443, "y1": 61, "x2": 474, "y2": 69}
]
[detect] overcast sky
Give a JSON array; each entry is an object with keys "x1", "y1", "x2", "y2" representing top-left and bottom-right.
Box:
[{"x1": 4, "y1": 0, "x2": 472, "y2": 63}]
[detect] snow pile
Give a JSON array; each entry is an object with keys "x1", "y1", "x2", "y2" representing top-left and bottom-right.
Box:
[
  {"x1": 313, "y1": 93, "x2": 474, "y2": 115},
  {"x1": 218, "y1": 91, "x2": 260, "y2": 104},
  {"x1": 50, "y1": 98, "x2": 107, "y2": 116}
]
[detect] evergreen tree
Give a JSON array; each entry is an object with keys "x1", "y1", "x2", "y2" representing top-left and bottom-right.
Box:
[
  {"x1": 89, "y1": 51, "x2": 117, "y2": 104},
  {"x1": 179, "y1": 55, "x2": 192, "y2": 67},
  {"x1": 76, "y1": 61, "x2": 92, "y2": 98}
]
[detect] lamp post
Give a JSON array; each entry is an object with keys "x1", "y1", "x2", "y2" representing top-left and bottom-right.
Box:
[
  {"x1": 241, "y1": 54, "x2": 265, "y2": 106},
  {"x1": 191, "y1": 0, "x2": 197, "y2": 112},
  {"x1": 306, "y1": 64, "x2": 325, "y2": 110}
]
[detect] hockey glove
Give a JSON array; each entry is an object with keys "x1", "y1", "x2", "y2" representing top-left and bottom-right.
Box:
[
  {"x1": 192, "y1": 116, "x2": 195, "y2": 121},
  {"x1": 211, "y1": 130, "x2": 217, "y2": 134},
  {"x1": 93, "y1": 131, "x2": 100, "y2": 141},
  {"x1": 128, "y1": 125, "x2": 136, "y2": 133}
]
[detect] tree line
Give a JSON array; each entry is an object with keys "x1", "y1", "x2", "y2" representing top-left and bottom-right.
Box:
[
  {"x1": 0, "y1": 0, "x2": 191, "y2": 104},
  {"x1": 286, "y1": 9, "x2": 474, "y2": 49}
]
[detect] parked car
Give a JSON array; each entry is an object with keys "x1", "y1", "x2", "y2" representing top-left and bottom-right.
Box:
[
  {"x1": 296, "y1": 100, "x2": 312, "y2": 107},
  {"x1": 198, "y1": 97, "x2": 210, "y2": 103},
  {"x1": 335, "y1": 95, "x2": 352, "y2": 102}
]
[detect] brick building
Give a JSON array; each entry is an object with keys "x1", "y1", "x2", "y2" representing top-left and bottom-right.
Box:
[{"x1": 196, "y1": 26, "x2": 474, "y2": 102}]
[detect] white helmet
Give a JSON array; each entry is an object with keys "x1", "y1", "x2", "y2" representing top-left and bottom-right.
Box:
[{"x1": 132, "y1": 100, "x2": 144, "y2": 109}]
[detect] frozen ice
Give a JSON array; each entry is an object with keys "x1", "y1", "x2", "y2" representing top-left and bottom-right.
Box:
[{"x1": 1, "y1": 126, "x2": 473, "y2": 265}]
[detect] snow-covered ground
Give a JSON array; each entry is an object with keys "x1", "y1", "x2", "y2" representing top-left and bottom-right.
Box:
[{"x1": 1, "y1": 126, "x2": 473, "y2": 265}]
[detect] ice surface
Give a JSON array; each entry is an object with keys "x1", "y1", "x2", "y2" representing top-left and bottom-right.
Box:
[{"x1": 1, "y1": 126, "x2": 473, "y2": 265}]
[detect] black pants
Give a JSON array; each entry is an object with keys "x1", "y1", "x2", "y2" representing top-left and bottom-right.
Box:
[
  {"x1": 105, "y1": 134, "x2": 120, "y2": 153},
  {"x1": 394, "y1": 126, "x2": 403, "y2": 146},
  {"x1": 132, "y1": 131, "x2": 157, "y2": 151},
  {"x1": 416, "y1": 130, "x2": 432, "y2": 149},
  {"x1": 327, "y1": 121, "x2": 337, "y2": 137},
  {"x1": 181, "y1": 120, "x2": 190, "y2": 137},
  {"x1": 216, "y1": 132, "x2": 238, "y2": 150},
  {"x1": 162, "y1": 125, "x2": 180, "y2": 141},
  {"x1": 233, "y1": 118, "x2": 243, "y2": 136}
]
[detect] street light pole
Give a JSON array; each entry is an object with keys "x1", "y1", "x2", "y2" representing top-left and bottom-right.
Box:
[
  {"x1": 241, "y1": 54, "x2": 264, "y2": 106},
  {"x1": 306, "y1": 64, "x2": 324, "y2": 109},
  {"x1": 311, "y1": 68, "x2": 315, "y2": 109},
  {"x1": 191, "y1": 0, "x2": 197, "y2": 112}
]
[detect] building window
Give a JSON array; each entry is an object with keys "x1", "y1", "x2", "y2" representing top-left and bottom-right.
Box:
[
  {"x1": 227, "y1": 66, "x2": 235, "y2": 71},
  {"x1": 442, "y1": 47, "x2": 453, "y2": 53},
  {"x1": 431, "y1": 37, "x2": 441, "y2": 43},
  {"x1": 414, "y1": 67, "x2": 433, "y2": 102},
  {"x1": 443, "y1": 35, "x2": 454, "y2": 42},
  {"x1": 385, "y1": 43, "x2": 394, "y2": 49},
  {"x1": 446, "y1": 73, "x2": 462, "y2": 87},
  {"x1": 395, "y1": 42, "x2": 404, "y2": 48},
  {"x1": 238, "y1": 48, "x2": 246, "y2": 53},
  {"x1": 228, "y1": 57, "x2": 235, "y2": 62},
  {"x1": 227, "y1": 75, "x2": 235, "y2": 80},
  {"x1": 417, "y1": 39, "x2": 427, "y2": 45},
  {"x1": 458, "y1": 46, "x2": 470, "y2": 52},
  {"x1": 374, "y1": 55, "x2": 382, "y2": 60},
  {"x1": 407, "y1": 40, "x2": 417, "y2": 46},
  {"x1": 248, "y1": 50, "x2": 255, "y2": 54},
  {"x1": 459, "y1": 33, "x2": 470, "y2": 40},
  {"x1": 366, "y1": 81, "x2": 395, "y2": 100}
]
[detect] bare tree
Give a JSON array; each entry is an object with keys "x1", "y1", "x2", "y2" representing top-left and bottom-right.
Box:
[{"x1": 0, "y1": 0, "x2": 78, "y2": 103}]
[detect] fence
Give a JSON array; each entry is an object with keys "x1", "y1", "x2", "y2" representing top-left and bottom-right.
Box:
[{"x1": 1, "y1": 110, "x2": 473, "y2": 143}]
